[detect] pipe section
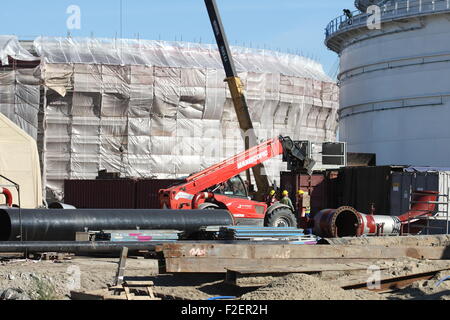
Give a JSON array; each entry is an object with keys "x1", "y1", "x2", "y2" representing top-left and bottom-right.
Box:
[
  {"x1": 312, "y1": 206, "x2": 402, "y2": 238},
  {"x1": 0, "y1": 209, "x2": 234, "y2": 241},
  {"x1": 0, "y1": 241, "x2": 155, "y2": 253},
  {"x1": 312, "y1": 206, "x2": 361, "y2": 238}
]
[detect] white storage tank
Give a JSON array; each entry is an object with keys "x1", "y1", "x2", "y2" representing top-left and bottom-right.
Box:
[{"x1": 326, "y1": 0, "x2": 450, "y2": 166}]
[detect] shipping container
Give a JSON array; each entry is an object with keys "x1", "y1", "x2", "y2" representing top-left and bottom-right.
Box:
[
  {"x1": 337, "y1": 166, "x2": 402, "y2": 215},
  {"x1": 64, "y1": 180, "x2": 136, "y2": 209},
  {"x1": 64, "y1": 178, "x2": 184, "y2": 209},
  {"x1": 280, "y1": 172, "x2": 330, "y2": 213},
  {"x1": 136, "y1": 179, "x2": 184, "y2": 209}
]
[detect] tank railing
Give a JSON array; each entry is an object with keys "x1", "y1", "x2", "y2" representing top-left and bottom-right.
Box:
[{"x1": 325, "y1": 0, "x2": 450, "y2": 40}]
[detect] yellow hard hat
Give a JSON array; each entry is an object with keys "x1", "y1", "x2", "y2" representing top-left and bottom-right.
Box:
[
  {"x1": 270, "y1": 190, "x2": 276, "y2": 196},
  {"x1": 298, "y1": 190, "x2": 305, "y2": 195},
  {"x1": 282, "y1": 190, "x2": 289, "y2": 196}
]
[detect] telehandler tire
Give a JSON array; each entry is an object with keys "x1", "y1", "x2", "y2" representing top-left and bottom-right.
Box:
[{"x1": 265, "y1": 208, "x2": 298, "y2": 228}]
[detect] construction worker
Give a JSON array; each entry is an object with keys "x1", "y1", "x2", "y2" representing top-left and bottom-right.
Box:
[
  {"x1": 297, "y1": 190, "x2": 311, "y2": 218},
  {"x1": 266, "y1": 190, "x2": 278, "y2": 206},
  {"x1": 280, "y1": 190, "x2": 294, "y2": 212},
  {"x1": 343, "y1": 9, "x2": 353, "y2": 19}
]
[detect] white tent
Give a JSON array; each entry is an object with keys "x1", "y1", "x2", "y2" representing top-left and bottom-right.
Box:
[{"x1": 0, "y1": 112, "x2": 42, "y2": 208}]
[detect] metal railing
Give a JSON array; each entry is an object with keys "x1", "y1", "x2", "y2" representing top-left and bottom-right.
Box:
[
  {"x1": 325, "y1": 0, "x2": 450, "y2": 40},
  {"x1": 404, "y1": 190, "x2": 450, "y2": 235}
]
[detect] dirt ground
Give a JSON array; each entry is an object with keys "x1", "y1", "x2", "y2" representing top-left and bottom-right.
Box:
[
  {"x1": 0, "y1": 256, "x2": 159, "y2": 300},
  {"x1": 0, "y1": 254, "x2": 449, "y2": 300},
  {"x1": 241, "y1": 258, "x2": 450, "y2": 301}
]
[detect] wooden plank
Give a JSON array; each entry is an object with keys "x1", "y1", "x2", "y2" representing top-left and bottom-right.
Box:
[
  {"x1": 163, "y1": 257, "x2": 396, "y2": 274},
  {"x1": 152, "y1": 290, "x2": 191, "y2": 301},
  {"x1": 115, "y1": 247, "x2": 129, "y2": 286},
  {"x1": 161, "y1": 243, "x2": 450, "y2": 260},
  {"x1": 224, "y1": 264, "x2": 390, "y2": 288},
  {"x1": 70, "y1": 290, "x2": 127, "y2": 301},
  {"x1": 340, "y1": 268, "x2": 450, "y2": 292},
  {"x1": 124, "y1": 280, "x2": 154, "y2": 287},
  {"x1": 335, "y1": 264, "x2": 450, "y2": 288},
  {"x1": 146, "y1": 286, "x2": 156, "y2": 300},
  {"x1": 70, "y1": 291, "x2": 105, "y2": 300},
  {"x1": 226, "y1": 263, "x2": 389, "y2": 275},
  {"x1": 71, "y1": 282, "x2": 161, "y2": 301},
  {"x1": 123, "y1": 286, "x2": 131, "y2": 300}
]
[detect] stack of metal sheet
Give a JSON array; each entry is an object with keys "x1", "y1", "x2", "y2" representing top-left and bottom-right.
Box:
[
  {"x1": 217, "y1": 226, "x2": 317, "y2": 244},
  {"x1": 94, "y1": 230, "x2": 182, "y2": 242}
]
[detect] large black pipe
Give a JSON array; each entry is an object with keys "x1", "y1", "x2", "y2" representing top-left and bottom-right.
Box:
[
  {"x1": 0, "y1": 241, "x2": 156, "y2": 253},
  {"x1": 0, "y1": 209, "x2": 234, "y2": 241}
]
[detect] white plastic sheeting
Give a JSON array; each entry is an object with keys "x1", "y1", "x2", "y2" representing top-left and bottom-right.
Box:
[
  {"x1": 0, "y1": 36, "x2": 41, "y2": 141},
  {"x1": 34, "y1": 37, "x2": 332, "y2": 82},
  {"x1": 1, "y1": 36, "x2": 339, "y2": 201},
  {"x1": 0, "y1": 35, "x2": 40, "y2": 65},
  {"x1": 0, "y1": 68, "x2": 41, "y2": 140}
]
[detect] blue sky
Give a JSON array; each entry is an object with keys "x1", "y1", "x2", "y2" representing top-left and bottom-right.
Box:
[{"x1": 1, "y1": 0, "x2": 356, "y2": 77}]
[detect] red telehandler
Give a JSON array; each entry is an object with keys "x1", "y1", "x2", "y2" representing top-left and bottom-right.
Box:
[{"x1": 159, "y1": 136, "x2": 315, "y2": 227}]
